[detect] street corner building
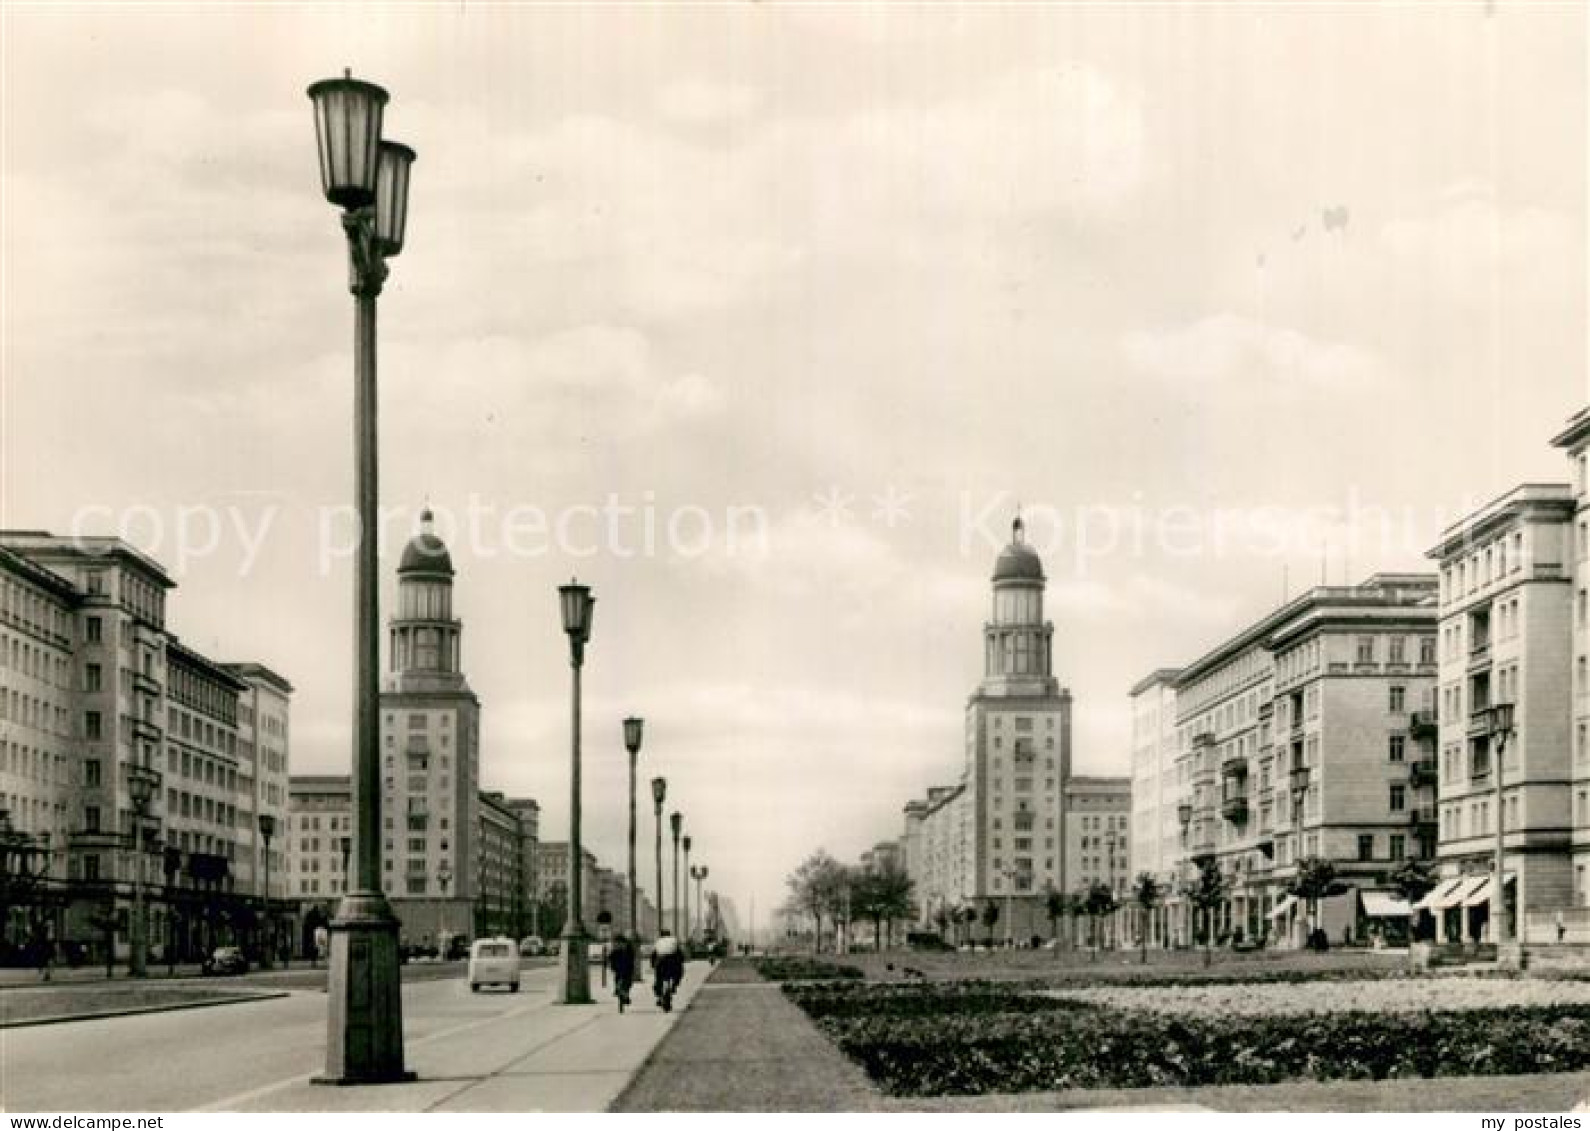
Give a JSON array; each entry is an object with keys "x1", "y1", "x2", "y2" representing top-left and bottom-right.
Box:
[{"x1": 0, "y1": 530, "x2": 294, "y2": 969}]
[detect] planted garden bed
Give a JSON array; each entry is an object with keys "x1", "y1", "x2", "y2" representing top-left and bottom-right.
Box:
[
  {"x1": 754, "y1": 956, "x2": 865, "y2": 982},
  {"x1": 784, "y1": 980, "x2": 1590, "y2": 1096}
]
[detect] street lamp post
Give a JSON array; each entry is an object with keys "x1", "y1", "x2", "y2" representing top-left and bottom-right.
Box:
[
  {"x1": 558, "y1": 579, "x2": 596, "y2": 1005},
  {"x1": 1176, "y1": 801, "x2": 1193, "y2": 947},
  {"x1": 1104, "y1": 830, "x2": 1118, "y2": 949},
  {"x1": 681, "y1": 835, "x2": 693, "y2": 944},
  {"x1": 1487, "y1": 702, "x2": 1517, "y2": 950},
  {"x1": 127, "y1": 764, "x2": 159, "y2": 979},
  {"x1": 670, "y1": 813, "x2": 683, "y2": 940},
  {"x1": 651, "y1": 779, "x2": 667, "y2": 939},
  {"x1": 258, "y1": 814, "x2": 276, "y2": 970},
  {"x1": 307, "y1": 70, "x2": 417, "y2": 1086},
  {"x1": 690, "y1": 864, "x2": 708, "y2": 943},
  {"x1": 624, "y1": 718, "x2": 645, "y2": 937},
  {"x1": 1290, "y1": 764, "x2": 1312, "y2": 946}
]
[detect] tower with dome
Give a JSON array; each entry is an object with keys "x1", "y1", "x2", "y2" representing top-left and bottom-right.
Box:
[{"x1": 379, "y1": 508, "x2": 482, "y2": 947}]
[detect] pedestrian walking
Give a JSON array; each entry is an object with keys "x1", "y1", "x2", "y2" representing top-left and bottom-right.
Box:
[
  {"x1": 651, "y1": 929, "x2": 683, "y2": 1012},
  {"x1": 607, "y1": 933, "x2": 637, "y2": 1013}
]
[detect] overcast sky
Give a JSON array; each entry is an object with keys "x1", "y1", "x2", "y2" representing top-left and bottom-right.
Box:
[{"x1": 3, "y1": 3, "x2": 1586, "y2": 926}]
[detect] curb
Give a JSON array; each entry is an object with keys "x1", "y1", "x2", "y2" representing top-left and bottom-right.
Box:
[{"x1": 1, "y1": 990, "x2": 292, "y2": 1029}]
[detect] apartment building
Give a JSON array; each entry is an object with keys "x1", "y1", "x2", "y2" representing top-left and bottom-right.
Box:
[{"x1": 1128, "y1": 669, "x2": 1181, "y2": 944}]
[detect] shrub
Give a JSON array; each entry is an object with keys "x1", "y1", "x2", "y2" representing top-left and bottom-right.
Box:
[
  {"x1": 782, "y1": 980, "x2": 1590, "y2": 1096},
  {"x1": 754, "y1": 956, "x2": 864, "y2": 982}
]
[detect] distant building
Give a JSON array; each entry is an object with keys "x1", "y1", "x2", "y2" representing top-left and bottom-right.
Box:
[{"x1": 1128, "y1": 669, "x2": 1181, "y2": 945}]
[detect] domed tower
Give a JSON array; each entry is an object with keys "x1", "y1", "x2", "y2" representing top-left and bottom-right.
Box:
[
  {"x1": 983, "y1": 516, "x2": 1058, "y2": 696},
  {"x1": 388, "y1": 509, "x2": 466, "y2": 692},
  {"x1": 962, "y1": 512, "x2": 1073, "y2": 940}
]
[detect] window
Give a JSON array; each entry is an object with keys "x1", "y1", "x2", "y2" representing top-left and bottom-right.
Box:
[
  {"x1": 84, "y1": 663, "x2": 101, "y2": 692},
  {"x1": 1420, "y1": 637, "x2": 1436, "y2": 665},
  {"x1": 1389, "y1": 785, "x2": 1406, "y2": 812},
  {"x1": 1389, "y1": 735, "x2": 1406, "y2": 763},
  {"x1": 1357, "y1": 834, "x2": 1374, "y2": 861},
  {"x1": 84, "y1": 759, "x2": 100, "y2": 787},
  {"x1": 1389, "y1": 686, "x2": 1406, "y2": 713},
  {"x1": 1389, "y1": 637, "x2": 1405, "y2": 664},
  {"x1": 1389, "y1": 834, "x2": 1405, "y2": 861},
  {"x1": 85, "y1": 617, "x2": 102, "y2": 643},
  {"x1": 1357, "y1": 637, "x2": 1375, "y2": 664},
  {"x1": 85, "y1": 711, "x2": 101, "y2": 740}
]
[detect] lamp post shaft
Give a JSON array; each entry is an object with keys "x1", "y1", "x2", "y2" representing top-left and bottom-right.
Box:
[
  {"x1": 671, "y1": 831, "x2": 681, "y2": 940},
  {"x1": 1495, "y1": 732, "x2": 1510, "y2": 945},
  {"x1": 559, "y1": 657, "x2": 590, "y2": 1003},
  {"x1": 130, "y1": 825, "x2": 146, "y2": 978},
  {"x1": 683, "y1": 843, "x2": 692, "y2": 943},
  {"x1": 654, "y1": 805, "x2": 664, "y2": 940},
  {"x1": 627, "y1": 750, "x2": 637, "y2": 936},
  {"x1": 317, "y1": 241, "x2": 411, "y2": 1086}
]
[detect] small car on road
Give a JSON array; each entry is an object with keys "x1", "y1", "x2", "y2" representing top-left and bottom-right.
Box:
[
  {"x1": 202, "y1": 946, "x2": 249, "y2": 976},
  {"x1": 468, "y1": 937, "x2": 520, "y2": 992}
]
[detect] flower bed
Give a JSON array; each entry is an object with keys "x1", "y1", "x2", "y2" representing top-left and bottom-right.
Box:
[
  {"x1": 753, "y1": 956, "x2": 864, "y2": 982},
  {"x1": 1047, "y1": 978, "x2": 1590, "y2": 1017},
  {"x1": 783, "y1": 980, "x2": 1590, "y2": 1096}
]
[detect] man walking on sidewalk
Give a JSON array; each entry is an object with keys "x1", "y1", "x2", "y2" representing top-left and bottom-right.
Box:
[{"x1": 607, "y1": 933, "x2": 637, "y2": 1012}]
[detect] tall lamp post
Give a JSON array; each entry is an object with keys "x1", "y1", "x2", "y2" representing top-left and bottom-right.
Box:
[
  {"x1": 258, "y1": 814, "x2": 276, "y2": 969},
  {"x1": 127, "y1": 764, "x2": 159, "y2": 979},
  {"x1": 1104, "y1": 830, "x2": 1119, "y2": 949},
  {"x1": 1290, "y1": 764, "x2": 1312, "y2": 946},
  {"x1": 624, "y1": 718, "x2": 645, "y2": 937},
  {"x1": 558, "y1": 579, "x2": 596, "y2": 1005},
  {"x1": 307, "y1": 70, "x2": 417, "y2": 1086},
  {"x1": 651, "y1": 779, "x2": 667, "y2": 938},
  {"x1": 1487, "y1": 702, "x2": 1517, "y2": 949},
  {"x1": 1176, "y1": 801, "x2": 1193, "y2": 947},
  {"x1": 691, "y1": 865, "x2": 709, "y2": 942},
  {"x1": 681, "y1": 835, "x2": 693, "y2": 944},
  {"x1": 670, "y1": 812, "x2": 683, "y2": 939}
]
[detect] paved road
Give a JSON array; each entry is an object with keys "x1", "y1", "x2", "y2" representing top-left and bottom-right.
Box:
[{"x1": 2, "y1": 958, "x2": 689, "y2": 1112}]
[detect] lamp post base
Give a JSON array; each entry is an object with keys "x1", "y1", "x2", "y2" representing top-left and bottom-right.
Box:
[
  {"x1": 313, "y1": 891, "x2": 415, "y2": 1086},
  {"x1": 558, "y1": 929, "x2": 591, "y2": 1004}
]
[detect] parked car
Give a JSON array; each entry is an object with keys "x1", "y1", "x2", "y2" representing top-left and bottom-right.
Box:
[
  {"x1": 468, "y1": 937, "x2": 520, "y2": 993},
  {"x1": 202, "y1": 946, "x2": 248, "y2": 976},
  {"x1": 519, "y1": 936, "x2": 545, "y2": 957}
]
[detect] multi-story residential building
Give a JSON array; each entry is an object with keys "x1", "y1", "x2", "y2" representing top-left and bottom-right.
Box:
[
  {"x1": 1427, "y1": 478, "x2": 1578, "y2": 950},
  {"x1": 225, "y1": 662, "x2": 293, "y2": 957},
  {"x1": 904, "y1": 516, "x2": 1130, "y2": 941},
  {"x1": 535, "y1": 841, "x2": 599, "y2": 936},
  {"x1": 1128, "y1": 669, "x2": 1181, "y2": 944},
  {"x1": 0, "y1": 531, "x2": 291, "y2": 965},
  {"x1": 505, "y1": 797, "x2": 541, "y2": 938},
  {"x1": 1151, "y1": 573, "x2": 1438, "y2": 948}
]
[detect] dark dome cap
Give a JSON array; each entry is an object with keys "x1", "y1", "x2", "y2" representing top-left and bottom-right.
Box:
[
  {"x1": 992, "y1": 514, "x2": 1045, "y2": 583},
  {"x1": 398, "y1": 507, "x2": 454, "y2": 577}
]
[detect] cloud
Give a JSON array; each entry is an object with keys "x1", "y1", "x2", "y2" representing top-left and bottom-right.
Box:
[
  {"x1": 655, "y1": 78, "x2": 762, "y2": 125},
  {"x1": 1121, "y1": 314, "x2": 1390, "y2": 389}
]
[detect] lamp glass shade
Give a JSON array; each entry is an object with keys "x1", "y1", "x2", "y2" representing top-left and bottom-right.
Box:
[
  {"x1": 559, "y1": 581, "x2": 594, "y2": 642},
  {"x1": 670, "y1": 812, "x2": 682, "y2": 838},
  {"x1": 682, "y1": 835, "x2": 692, "y2": 853},
  {"x1": 624, "y1": 716, "x2": 645, "y2": 753},
  {"x1": 699, "y1": 866, "x2": 709, "y2": 880},
  {"x1": 1492, "y1": 702, "x2": 1515, "y2": 733},
  {"x1": 1176, "y1": 802, "x2": 1193, "y2": 825},
  {"x1": 307, "y1": 76, "x2": 389, "y2": 209},
  {"x1": 651, "y1": 777, "x2": 667, "y2": 805},
  {"x1": 257, "y1": 813, "x2": 277, "y2": 839},
  {"x1": 374, "y1": 140, "x2": 415, "y2": 255},
  {"x1": 128, "y1": 765, "x2": 158, "y2": 808}
]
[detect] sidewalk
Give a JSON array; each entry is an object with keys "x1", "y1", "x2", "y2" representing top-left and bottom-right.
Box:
[{"x1": 208, "y1": 962, "x2": 709, "y2": 1113}]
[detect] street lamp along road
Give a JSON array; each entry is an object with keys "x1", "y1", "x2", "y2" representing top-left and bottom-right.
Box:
[
  {"x1": 258, "y1": 813, "x2": 276, "y2": 969},
  {"x1": 558, "y1": 579, "x2": 596, "y2": 1005},
  {"x1": 690, "y1": 865, "x2": 709, "y2": 945},
  {"x1": 1487, "y1": 702, "x2": 1517, "y2": 953},
  {"x1": 306, "y1": 69, "x2": 417, "y2": 1087},
  {"x1": 681, "y1": 835, "x2": 693, "y2": 943},
  {"x1": 1176, "y1": 801, "x2": 1193, "y2": 947},
  {"x1": 624, "y1": 717, "x2": 645, "y2": 938},
  {"x1": 651, "y1": 778, "x2": 667, "y2": 941},
  {"x1": 670, "y1": 812, "x2": 683, "y2": 940},
  {"x1": 127, "y1": 763, "x2": 159, "y2": 979}
]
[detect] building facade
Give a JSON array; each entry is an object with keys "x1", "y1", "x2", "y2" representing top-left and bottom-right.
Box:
[
  {"x1": 1128, "y1": 669, "x2": 1181, "y2": 945},
  {"x1": 1144, "y1": 573, "x2": 1438, "y2": 948},
  {"x1": 0, "y1": 531, "x2": 291, "y2": 965}
]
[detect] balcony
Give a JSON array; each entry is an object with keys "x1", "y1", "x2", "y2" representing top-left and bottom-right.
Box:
[
  {"x1": 1468, "y1": 643, "x2": 1492, "y2": 672},
  {"x1": 1192, "y1": 732, "x2": 1216, "y2": 749},
  {"x1": 1221, "y1": 795, "x2": 1250, "y2": 823},
  {"x1": 132, "y1": 670, "x2": 161, "y2": 696},
  {"x1": 1221, "y1": 753, "x2": 1249, "y2": 778},
  {"x1": 1409, "y1": 759, "x2": 1438, "y2": 787},
  {"x1": 1408, "y1": 805, "x2": 1437, "y2": 827},
  {"x1": 1468, "y1": 710, "x2": 1494, "y2": 738},
  {"x1": 1409, "y1": 710, "x2": 1438, "y2": 741}
]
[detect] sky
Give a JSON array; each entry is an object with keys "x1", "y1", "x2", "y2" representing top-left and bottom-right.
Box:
[{"x1": 2, "y1": 2, "x2": 1587, "y2": 930}]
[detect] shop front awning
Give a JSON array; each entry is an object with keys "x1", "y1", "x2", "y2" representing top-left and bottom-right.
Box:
[
  {"x1": 1462, "y1": 872, "x2": 1516, "y2": 909},
  {"x1": 1360, "y1": 890, "x2": 1412, "y2": 918},
  {"x1": 1413, "y1": 877, "x2": 1467, "y2": 912},
  {"x1": 1269, "y1": 895, "x2": 1298, "y2": 920}
]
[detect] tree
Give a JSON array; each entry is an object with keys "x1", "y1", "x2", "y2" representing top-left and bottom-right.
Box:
[
  {"x1": 980, "y1": 899, "x2": 1000, "y2": 945},
  {"x1": 1288, "y1": 855, "x2": 1347, "y2": 948},
  {"x1": 1388, "y1": 857, "x2": 1439, "y2": 943},
  {"x1": 1131, "y1": 872, "x2": 1165, "y2": 965},
  {"x1": 1181, "y1": 858, "x2": 1227, "y2": 967},
  {"x1": 1082, "y1": 880, "x2": 1119, "y2": 961},
  {"x1": 786, "y1": 849, "x2": 849, "y2": 952},
  {"x1": 1044, "y1": 886, "x2": 1067, "y2": 949}
]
